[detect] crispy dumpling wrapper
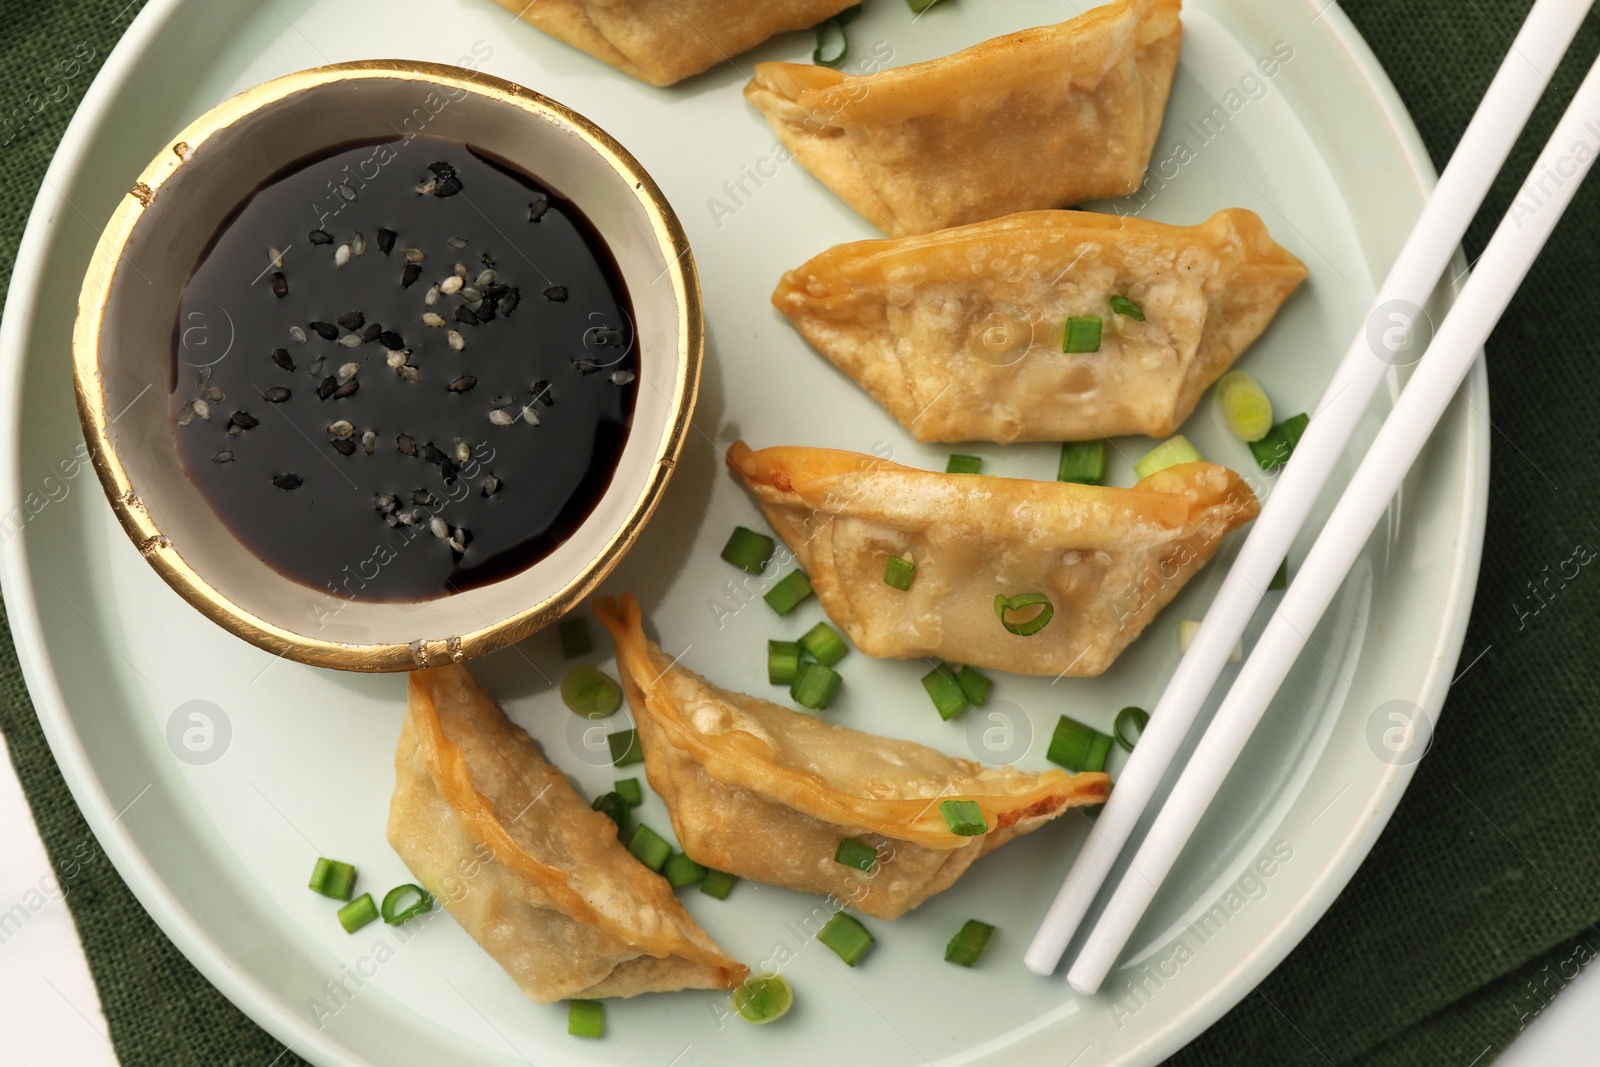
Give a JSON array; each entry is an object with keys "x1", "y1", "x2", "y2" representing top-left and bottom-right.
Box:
[
  {"x1": 773, "y1": 208, "x2": 1308, "y2": 443},
  {"x1": 387, "y1": 664, "x2": 747, "y2": 1001},
  {"x1": 494, "y1": 0, "x2": 861, "y2": 87},
  {"x1": 744, "y1": 0, "x2": 1183, "y2": 235},
  {"x1": 594, "y1": 594, "x2": 1108, "y2": 919},
  {"x1": 728, "y1": 442, "x2": 1260, "y2": 677}
]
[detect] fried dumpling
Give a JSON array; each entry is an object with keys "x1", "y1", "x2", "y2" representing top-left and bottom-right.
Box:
[
  {"x1": 495, "y1": 0, "x2": 862, "y2": 87},
  {"x1": 727, "y1": 442, "x2": 1259, "y2": 677},
  {"x1": 387, "y1": 664, "x2": 747, "y2": 1001},
  {"x1": 773, "y1": 208, "x2": 1308, "y2": 444},
  {"x1": 594, "y1": 594, "x2": 1108, "y2": 919},
  {"x1": 744, "y1": 0, "x2": 1183, "y2": 236}
]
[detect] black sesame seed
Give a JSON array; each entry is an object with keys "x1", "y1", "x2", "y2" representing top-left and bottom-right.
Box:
[
  {"x1": 427, "y1": 161, "x2": 456, "y2": 179},
  {"x1": 454, "y1": 306, "x2": 479, "y2": 326},
  {"x1": 271, "y1": 272, "x2": 288, "y2": 298},
  {"x1": 411, "y1": 490, "x2": 438, "y2": 507},
  {"x1": 483, "y1": 284, "x2": 510, "y2": 301},
  {"x1": 376, "y1": 228, "x2": 397, "y2": 255},
  {"x1": 316, "y1": 376, "x2": 338, "y2": 400},
  {"x1": 330, "y1": 438, "x2": 357, "y2": 456},
  {"x1": 397, "y1": 434, "x2": 418, "y2": 457},
  {"x1": 309, "y1": 229, "x2": 334, "y2": 245},
  {"x1": 593, "y1": 328, "x2": 624, "y2": 345},
  {"x1": 262, "y1": 386, "x2": 291, "y2": 403},
  {"x1": 401, "y1": 263, "x2": 422, "y2": 288},
  {"x1": 230, "y1": 411, "x2": 260, "y2": 429},
  {"x1": 448, "y1": 375, "x2": 477, "y2": 393},
  {"x1": 379, "y1": 331, "x2": 405, "y2": 351},
  {"x1": 543, "y1": 285, "x2": 568, "y2": 302},
  {"x1": 530, "y1": 381, "x2": 554, "y2": 407},
  {"x1": 440, "y1": 459, "x2": 459, "y2": 483},
  {"x1": 423, "y1": 443, "x2": 447, "y2": 465},
  {"x1": 271, "y1": 348, "x2": 295, "y2": 372},
  {"x1": 573, "y1": 358, "x2": 602, "y2": 374},
  {"x1": 273, "y1": 473, "x2": 303, "y2": 490},
  {"x1": 476, "y1": 303, "x2": 496, "y2": 324},
  {"x1": 336, "y1": 311, "x2": 365, "y2": 331},
  {"x1": 361, "y1": 322, "x2": 383, "y2": 343},
  {"x1": 499, "y1": 291, "x2": 520, "y2": 316},
  {"x1": 528, "y1": 195, "x2": 549, "y2": 222},
  {"x1": 332, "y1": 378, "x2": 360, "y2": 399},
  {"x1": 310, "y1": 321, "x2": 339, "y2": 340}
]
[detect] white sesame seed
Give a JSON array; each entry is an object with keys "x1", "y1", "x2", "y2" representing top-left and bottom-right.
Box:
[
  {"x1": 447, "y1": 330, "x2": 465, "y2": 351},
  {"x1": 429, "y1": 517, "x2": 449, "y2": 539},
  {"x1": 193, "y1": 399, "x2": 212, "y2": 421},
  {"x1": 610, "y1": 370, "x2": 636, "y2": 385},
  {"x1": 447, "y1": 238, "x2": 468, "y2": 250},
  {"x1": 362, "y1": 431, "x2": 376, "y2": 454},
  {"x1": 454, "y1": 439, "x2": 471, "y2": 463},
  {"x1": 269, "y1": 246, "x2": 283, "y2": 269},
  {"x1": 328, "y1": 420, "x2": 354, "y2": 438},
  {"x1": 338, "y1": 362, "x2": 360, "y2": 380},
  {"x1": 521, "y1": 404, "x2": 540, "y2": 426},
  {"x1": 334, "y1": 244, "x2": 351, "y2": 267},
  {"x1": 424, "y1": 285, "x2": 440, "y2": 307},
  {"x1": 439, "y1": 276, "x2": 463, "y2": 295},
  {"x1": 422, "y1": 312, "x2": 445, "y2": 327},
  {"x1": 178, "y1": 402, "x2": 195, "y2": 426},
  {"x1": 453, "y1": 263, "x2": 468, "y2": 279},
  {"x1": 351, "y1": 232, "x2": 366, "y2": 256},
  {"x1": 488, "y1": 408, "x2": 514, "y2": 426},
  {"x1": 415, "y1": 178, "x2": 437, "y2": 195},
  {"x1": 338, "y1": 333, "x2": 362, "y2": 348},
  {"x1": 448, "y1": 537, "x2": 466, "y2": 554},
  {"x1": 476, "y1": 269, "x2": 496, "y2": 287},
  {"x1": 461, "y1": 287, "x2": 482, "y2": 303},
  {"x1": 398, "y1": 365, "x2": 422, "y2": 383},
  {"x1": 403, "y1": 247, "x2": 425, "y2": 264},
  {"x1": 289, "y1": 326, "x2": 308, "y2": 344}
]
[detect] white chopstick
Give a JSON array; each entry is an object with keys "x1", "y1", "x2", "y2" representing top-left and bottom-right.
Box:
[
  {"x1": 1024, "y1": 0, "x2": 1597, "y2": 982},
  {"x1": 1064, "y1": 47, "x2": 1600, "y2": 998}
]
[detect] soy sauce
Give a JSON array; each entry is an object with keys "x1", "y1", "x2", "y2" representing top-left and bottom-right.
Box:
[{"x1": 171, "y1": 135, "x2": 638, "y2": 602}]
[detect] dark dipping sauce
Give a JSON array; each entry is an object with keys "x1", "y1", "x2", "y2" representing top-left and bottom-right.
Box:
[{"x1": 172, "y1": 135, "x2": 638, "y2": 602}]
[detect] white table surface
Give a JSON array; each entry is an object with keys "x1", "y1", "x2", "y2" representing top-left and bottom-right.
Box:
[{"x1": 0, "y1": 721, "x2": 1592, "y2": 1064}]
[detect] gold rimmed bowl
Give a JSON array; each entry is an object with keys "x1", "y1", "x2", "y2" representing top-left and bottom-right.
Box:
[{"x1": 72, "y1": 61, "x2": 701, "y2": 671}]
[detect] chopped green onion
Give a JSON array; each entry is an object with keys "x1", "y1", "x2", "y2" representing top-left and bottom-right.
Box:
[
  {"x1": 1214, "y1": 369, "x2": 1274, "y2": 442},
  {"x1": 940, "y1": 799, "x2": 988, "y2": 836},
  {"x1": 308, "y1": 857, "x2": 357, "y2": 902},
  {"x1": 722, "y1": 526, "x2": 775, "y2": 574},
  {"x1": 813, "y1": 16, "x2": 848, "y2": 66},
  {"x1": 834, "y1": 837, "x2": 879, "y2": 872},
  {"x1": 1113, "y1": 707, "x2": 1150, "y2": 753},
  {"x1": 764, "y1": 570, "x2": 814, "y2": 615},
  {"x1": 791, "y1": 661, "x2": 843, "y2": 710},
  {"x1": 1057, "y1": 441, "x2": 1106, "y2": 485},
  {"x1": 559, "y1": 616, "x2": 593, "y2": 658},
  {"x1": 946, "y1": 454, "x2": 983, "y2": 474},
  {"x1": 1062, "y1": 316, "x2": 1103, "y2": 354},
  {"x1": 817, "y1": 912, "x2": 875, "y2": 966},
  {"x1": 615, "y1": 777, "x2": 643, "y2": 806},
  {"x1": 921, "y1": 663, "x2": 968, "y2": 720},
  {"x1": 663, "y1": 852, "x2": 707, "y2": 888},
  {"x1": 608, "y1": 728, "x2": 643, "y2": 766},
  {"x1": 1134, "y1": 435, "x2": 1203, "y2": 479},
  {"x1": 627, "y1": 824, "x2": 672, "y2": 872},
  {"x1": 768, "y1": 640, "x2": 803, "y2": 686},
  {"x1": 956, "y1": 665, "x2": 992, "y2": 706},
  {"x1": 884, "y1": 556, "x2": 916, "y2": 591},
  {"x1": 1109, "y1": 295, "x2": 1146, "y2": 321},
  {"x1": 733, "y1": 974, "x2": 794, "y2": 1024},
  {"x1": 1180, "y1": 619, "x2": 1242, "y2": 662},
  {"x1": 568, "y1": 999, "x2": 604, "y2": 1039},
  {"x1": 337, "y1": 893, "x2": 379, "y2": 934},
  {"x1": 1249, "y1": 412, "x2": 1309, "y2": 472},
  {"x1": 944, "y1": 919, "x2": 996, "y2": 966},
  {"x1": 799, "y1": 622, "x2": 849, "y2": 667},
  {"x1": 561, "y1": 666, "x2": 622, "y2": 717},
  {"x1": 908, "y1": 0, "x2": 945, "y2": 12},
  {"x1": 592, "y1": 791, "x2": 631, "y2": 835},
  {"x1": 1270, "y1": 560, "x2": 1288, "y2": 591},
  {"x1": 1046, "y1": 715, "x2": 1114, "y2": 773},
  {"x1": 380, "y1": 883, "x2": 434, "y2": 925},
  {"x1": 700, "y1": 868, "x2": 738, "y2": 899},
  {"x1": 994, "y1": 592, "x2": 1055, "y2": 637}
]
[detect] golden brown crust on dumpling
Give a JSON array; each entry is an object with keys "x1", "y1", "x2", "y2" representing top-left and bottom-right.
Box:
[
  {"x1": 495, "y1": 0, "x2": 862, "y2": 87},
  {"x1": 745, "y1": 0, "x2": 1183, "y2": 234},
  {"x1": 387, "y1": 664, "x2": 747, "y2": 1001},
  {"x1": 772, "y1": 207, "x2": 1307, "y2": 444},
  {"x1": 594, "y1": 594, "x2": 1108, "y2": 918},
  {"x1": 727, "y1": 442, "x2": 1260, "y2": 677}
]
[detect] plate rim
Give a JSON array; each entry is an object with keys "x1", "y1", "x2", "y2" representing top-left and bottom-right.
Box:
[{"x1": 0, "y1": 2, "x2": 1489, "y2": 1065}]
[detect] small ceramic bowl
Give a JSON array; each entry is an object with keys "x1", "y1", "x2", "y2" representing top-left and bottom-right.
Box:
[{"x1": 72, "y1": 61, "x2": 701, "y2": 672}]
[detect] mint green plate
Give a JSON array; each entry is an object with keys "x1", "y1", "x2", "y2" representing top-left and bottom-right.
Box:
[{"x1": 0, "y1": 1, "x2": 1484, "y2": 1064}]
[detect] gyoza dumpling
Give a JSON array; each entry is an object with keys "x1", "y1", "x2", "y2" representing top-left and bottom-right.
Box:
[
  {"x1": 388, "y1": 664, "x2": 747, "y2": 1001},
  {"x1": 744, "y1": 0, "x2": 1183, "y2": 236},
  {"x1": 728, "y1": 442, "x2": 1259, "y2": 677},
  {"x1": 494, "y1": 0, "x2": 862, "y2": 87},
  {"x1": 594, "y1": 594, "x2": 1108, "y2": 919},
  {"x1": 773, "y1": 208, "x2": 1307, "y2": 444}
]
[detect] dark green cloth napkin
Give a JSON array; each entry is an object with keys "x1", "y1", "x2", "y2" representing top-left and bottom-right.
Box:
[{"x1": 1, "y1": 2, "x2": 1595, "y2": 1064}]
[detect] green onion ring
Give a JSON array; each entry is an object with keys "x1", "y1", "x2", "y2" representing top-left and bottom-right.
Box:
[
  {"x1": 381, "y1": 883, "x2": 434, "y2": 925},
  {"x1": 1114, "y1": 706, "x2": 1150, "y2": 753},
  {"x1": 993, "y1": 592, "x2": 1055, "y2": 636},
  {"x1": 814, "y1": 17, "x2": 848, "y2": 67}
]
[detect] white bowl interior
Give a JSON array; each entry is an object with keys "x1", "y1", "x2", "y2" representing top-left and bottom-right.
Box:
[{"x1": 94, "y1": 70, "x2": 685, "y2": 650}]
